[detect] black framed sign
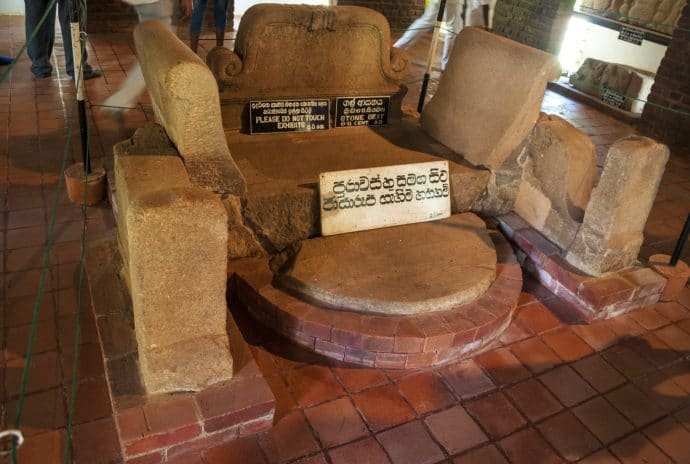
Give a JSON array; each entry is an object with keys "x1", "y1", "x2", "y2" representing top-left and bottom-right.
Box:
[
  {"x1": 249, "y1": 99, "x2": 330, "y2": 134},
  {"x1": 335, "y1": 96, "x2": 389, "y2": 128},
  {"x1": 618, "y1": 26, "x2": 645, "y2": 45},
  {"x1": 602, "y1": 88, "x2": 626, "y2": 109}
]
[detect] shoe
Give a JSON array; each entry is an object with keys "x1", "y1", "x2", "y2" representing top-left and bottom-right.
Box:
[
  {"x1": 0, "y1": 56, "x2": 12, "y2": 66},
  {"x1": 69, "y1": 69, "x2": 102, "y2": 80},
  {"x1": 33, "y1": 71, "x2": 52, "y2": 79}
]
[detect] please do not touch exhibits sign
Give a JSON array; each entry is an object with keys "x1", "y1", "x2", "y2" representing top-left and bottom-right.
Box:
[
  {"x1": 249, "y1": 99, "x2": 330, "y2": 134},
  {"x1": 319, "y1": 161, "x2": 451, "y2": 236}
]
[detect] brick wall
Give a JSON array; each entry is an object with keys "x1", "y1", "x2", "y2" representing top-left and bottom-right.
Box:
[
  {"x1": 492, "y1": 0, "x2": 574, "y2": 54},
  {"x1": 338, "y1": 0, "x2": 426, "y2": 31},
  {"x1": 85, "y1": 0, "x2": 236, "y2": 36},
  {"x1": 639, "y1": 4, "x2": 690, "y2": 149}
]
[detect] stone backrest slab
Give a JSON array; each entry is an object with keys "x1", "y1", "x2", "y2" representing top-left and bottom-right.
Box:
[
  {"x1": 206, "y1": 4, "x2": 409, "y2": 130},
  {"x1": 133, "y1": 20, "x2": 246, "y2": 195},
  {"x1": 421, "y1": 27, "x2": 561, "y2": 171}
]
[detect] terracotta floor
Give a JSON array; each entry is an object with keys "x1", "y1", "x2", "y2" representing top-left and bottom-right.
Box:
[{"x1": 2, "y1": 14, "x2": 690, "y2": 464}]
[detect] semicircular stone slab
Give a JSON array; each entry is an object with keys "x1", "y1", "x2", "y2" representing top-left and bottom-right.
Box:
[{"x1": 274, "y1": 213, "x2": 496, "y2": 315}]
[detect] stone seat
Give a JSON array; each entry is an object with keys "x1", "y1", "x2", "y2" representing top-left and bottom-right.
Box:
[{"x1": 227, "y1": 118, "x2": 490, "y2": 253}]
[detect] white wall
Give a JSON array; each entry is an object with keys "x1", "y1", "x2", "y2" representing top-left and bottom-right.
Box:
[
  {"x1": 560, "y1": 16, "x2": 667, "y2": 75},
  {"x1": 1, "y1": 0, "x2": 24, "y2": 15}
]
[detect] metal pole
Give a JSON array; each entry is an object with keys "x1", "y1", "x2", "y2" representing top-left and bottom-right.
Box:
[
  {"x1": 69, "y1": 0, "x2": 91, "y2": 174},
  {"x1": 670, "y1": 213, "x2": 690, "y2": 266},
  {"x1": 417, "y1": 0, "x2": 447, "y2": 113}
]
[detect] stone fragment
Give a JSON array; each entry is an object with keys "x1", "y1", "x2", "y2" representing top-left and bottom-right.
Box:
[
  {"x1": 222, "y1": 195, "x2": 266, "y2": 259},
  {"x1": 125, "y1": 186, "x2": 233, "y2": 393},
  {"x1": 113, "y1": 123, "x2": 179, "y2": 158},
  {"x1": 274, "y1": 213, "x2": 496, "y2": 315},
  {"x1": 134, "y1": 20, "x2": 246, "y2": 195},
  {"x1": 514, "y1": 114, "x2": 597, "y2": 250},
  {"x1": 566, "y1": 136, "x2": 669, "y2": 275},
  {"x1": 421, "y1": 27, "x2": 560, "y2": 170},
  {"x1": 569, "y1": 59, "x2": 644, "y2": 111}
]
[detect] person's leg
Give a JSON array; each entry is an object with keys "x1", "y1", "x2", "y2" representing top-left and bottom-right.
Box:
[
  {"x1": 189, "y1": 0, "x2": 208, "y2": 52},
  {"x1": 57, "y1": 0, "x2": 100, "y2": 78},
  {"x1": 394, "y1": 0, "x2": 441, "y2": 49},
  {"x1": 441, "y1": 0, "x2": 463, "y2": 70},
  {"x1": 103, "y1": 0, "x2": 174, "y2": 111},
  {"x1": 25, "y1": 0, "x2": 55, "y2": 77},
  {"x1": 214, "y1": 0, "x2": 229, "y2": 47}
]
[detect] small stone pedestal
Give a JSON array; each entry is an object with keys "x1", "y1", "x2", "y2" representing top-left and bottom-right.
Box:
[{"x1": 649, "y1": 254, "x2": 690, "y2": 302}]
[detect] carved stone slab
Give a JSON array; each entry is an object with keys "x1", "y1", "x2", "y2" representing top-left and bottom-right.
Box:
[{"x1": 319, "y1": 161, "x2": 451, "y2": 236}]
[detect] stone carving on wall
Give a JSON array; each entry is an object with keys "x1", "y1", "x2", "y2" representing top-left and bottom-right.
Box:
[{"x1": 580, "y1": 0, "x2": 686, "y2": 35}]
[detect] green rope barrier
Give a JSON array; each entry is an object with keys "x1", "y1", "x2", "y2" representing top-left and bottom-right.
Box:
[{"x1": 11, "y1": 91, "x2": 80, "y2": 464}]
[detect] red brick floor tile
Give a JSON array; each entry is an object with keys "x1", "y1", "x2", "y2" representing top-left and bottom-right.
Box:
[
  {"x1": 16, "y1": 429, "x2": 66, "y2": 464},
  {"x1": 644, "y1": 417, "x2": 690, "y2": 463},
  {"x1": 610, "y1": 432, "x2": 673, "y2": 464},
  {"x1": 505, "y1": 378, "x2": 562, "y2": 422},
  {"x1": 541, "y1": 327, "x2": 594, "y2": 362},
  {"x1": 539, "y1": 365, "x2": 597, "y2": 407},
  {"x1": 5, "y1": 388, "x2": 65, "y2": 436},
  {"x1": 259, "y1": 410, "x2": 320, "y2": 463},
  {"x1": 5, "y1": 245, "x2": 48, "y2": 272},
  {"x1": 498, "y1": 428, "x2": 562, "y2": 464},
  {"x1": 294, "y1": 453, "x2": 328, "y2": 464},
  {"x1": 605, "y1": 384, "x2": 666, "y2": 427},
  {"x1": 602, "y1": 313, "x2": 646, "y2": 338},
  {"x1": 625, "y1": 332, "x2": 680, "y2": 368},
  {"x1": 304, "y1": 397, "x2": 369, "y2": 449},
  {"x1": 627, "y1": 307, "x2": 669, "y2": 331},
  {"x1": 632, "y1": 370, "x2": 689, "y2": 413},
  {"x1": 168, "y1": 453, "x2": 205, "y2": 464},
  {"x1": 654, "y1": 324, "x2": 690, "y2": 352},
  {"x1": 498, "y1": 321, "x2": 531, "y2": 345},
  {"x1": 144, "y1": 395, "x2": 198, "y2": 434},
  {"x1": 331, "y1": 366, "x2": 389, "y2": 394},
  {"x1": 537, "y1": 410, "x2": 601, "y2": 461},
  {"x1": 475, "y1": 348, "x2": 530, "y2": 386},
  {"x1": 439, "y1": 359, "x2": 495, "y2": 400},
  {"x1": 7, "y1": 207, "x2": 46, "y2": 230},
  {"x1": 353, "y1": 383, "x2": 416, "y2": 432},
  {"x1": 5, "y1": 268, "x2": 54, "y2": 298},
  {"x1": 425, "y1": 405, "x2": 487, "y2": 455},
  {"x1": 71, "y1": 417, "x2": 122, "y2": 464},
  {"x1": 265, "y1": 374, "x2": 297, "y2": 419},
  {"x1": 377, "y1": 420, "x2": 445, "y2": 464},
  {"x1": 653, "y1": 301, "x2": 690, "y2": 322},
  {"x1": 6, "y1": 225, "x2": 47, "y2": 249},
  {"x1": 513, "y1": 302, "x2": 562, "y2": 334},
  {"x1": 6, "y1": 350, "x2": 61, "y2": 397},
  {"x1": 571, "y1": 354, "x2": 626, "y2": 393},
  {"x1": 509, "y1": 337, "x2": 561, "y2": 374},
  {"x1": 60, "y1": 342, "x2": 106, "y2": 383},
  {"x1": 453, "y1": 444, "x2": 508, "y2": 464},
  {"x1": 578, "y1": 449, "x2": 624, "y2": 464},
  {"x1": 465, "y1": 392, "x2": 525, "y2": 439},
  {"x1": 283, "y1": 365, "x2": 345, "y2": 408},
  {"x1": 601, "y1": 344, "x2": 656, "y2": 379},
  {"x1": 572, "y1": 396, "x2": 634, "y2": 444},
  {"x1": 5, "y1": 319, "x2": 58, "y2": 358},
  {"x1": 4, "y1": 293, "x2": 56, "y2": 327},
  {"x1": 67, "y1": 378, "x2": 113, "y2": 425},
  {"x1": 327, "y1": 437, "x2": 390, "y2": 464},
  {"x1": 660, "y1": 360, "x2": 690, "y2": 394},
  {"x1": 397, "y1": 371, "x2": 455, "y2": 415},
  {"x1": 570, "y1": 323, "x2": 619, "y2": 354},
  {"x1": 204, "y1": 437, "x2": 267, "y2": 464}
]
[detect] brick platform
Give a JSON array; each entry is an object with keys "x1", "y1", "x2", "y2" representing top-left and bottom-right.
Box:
[
  {"x1": 498, "y1": 213, "x2": 667, "y2": 322},
  {"x1": 86, "y1": 234, "x2": 275, "y2": 464},
  {"x1": 230, "y1": 230, "x2": 522, "y2": 368}
]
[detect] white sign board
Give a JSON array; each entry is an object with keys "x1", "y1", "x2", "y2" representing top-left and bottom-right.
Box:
[{"x1": 319, "y1": 161, "x2": 451, "y2": 236}]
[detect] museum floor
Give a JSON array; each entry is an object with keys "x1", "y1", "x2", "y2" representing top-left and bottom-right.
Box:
[{"x1": 3, "y1": 13, "x2": 690, "y2": 464}]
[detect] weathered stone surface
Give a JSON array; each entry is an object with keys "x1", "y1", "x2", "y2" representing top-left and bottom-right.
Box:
[
  {"x1": 228, "y1": 122, "x2": 489, "y2": 252},
  {"x1": 222, "y1": 195, "x2": 266, "y2": 259},
  {"x1": 274, "y1": 213, "x2": 496, "y2": 315},
  {"x1": 515, "y1": 114, "x2": 597, "y2": 250},
  {"x1": 569, "y1": 58, "x2": 645, "y2": 111},
  {"x1": 566, "y1": 136, "x2": 669, "y2": 275},
  {"x1": 125, "y1": 186, "x2": 233, "y2": 393},
  {"x1": 207, "y1": 4, "x2": 409, "y2": 130},
  {"x1": 470, "y1": 141, "x2": 528, "y2": 216},
  {"x1": 113, "y1": 123, "x2": 179, "y2": 158},
  {"x1": 421, "y1": 27, "x2": 560, "y2": 170},
  {"x1": 133, "y1": 20, "x2": 246, "y2": 195}
]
